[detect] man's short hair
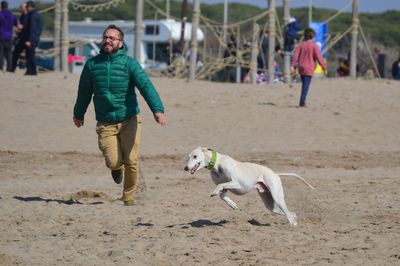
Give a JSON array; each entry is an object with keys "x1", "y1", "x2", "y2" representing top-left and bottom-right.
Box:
[
  {"x1": 1, "y1": 1, "x2": 8, "y2": 9},
  {"x1": 103, "y1": 25, "x2": 124, "y2": 41},
  {"x1": 26, "y1": 1, "x2": 35, "y2": 8}
]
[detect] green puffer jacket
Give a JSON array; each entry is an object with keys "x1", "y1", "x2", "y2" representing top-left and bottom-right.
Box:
[{"x1": 73, "y1": 45, "x2": 164, "y2": 123}]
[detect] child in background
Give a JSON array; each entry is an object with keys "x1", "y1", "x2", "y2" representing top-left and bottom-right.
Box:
[{"x1": 290, "y1": 28, "x2": 327, "y2": 107}]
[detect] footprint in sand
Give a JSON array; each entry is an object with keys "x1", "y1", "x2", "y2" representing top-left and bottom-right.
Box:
[{"x1": 69, "y1": 191, "x2": 114, "y2": 204}]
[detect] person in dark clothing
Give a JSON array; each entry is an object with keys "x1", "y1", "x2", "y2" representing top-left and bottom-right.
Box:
[
  {"x1": 257, "y1": 31, "x2": 269, "y2": 72},
  {"x1": 283, "y1": 17, "x2": 302, "y2": 53},
  {"x1": 223, "y1": 33, "x2": 238, "y2": 82},
  {"x1": 223, "y1": 42, "x2": 237, "y2": 82},
  {"x1": 336, "y1": 57, "x2": 350, "y2": 77},
  {"x1": 24, "y1": 1, "x2": 43, "y2": 75},
  {"x1": 0, "y1": 1, "x2": 17, "y2": 72},
  {"x1": 11, "y1": 3, "x2": 28, "y2": 72},
  {"x1": 391, "y1": 56, "x2": 400, "y2": 80}
]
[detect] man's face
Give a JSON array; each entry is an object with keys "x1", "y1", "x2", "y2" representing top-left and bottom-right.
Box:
[
  {"x1": 102, "y1": 29, "x2": 123, "y2": 54},
  {"x1": 20, "y1": 4, "x2": 27, "y2": 13}
]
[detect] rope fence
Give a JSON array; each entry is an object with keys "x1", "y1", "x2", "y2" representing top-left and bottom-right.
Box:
[
  {"x1": 38, "y1": 0, "x2": 379, "y2": 80},
  {"x1": 70, "y1": 0, "x2": 125, "y2": 12}
]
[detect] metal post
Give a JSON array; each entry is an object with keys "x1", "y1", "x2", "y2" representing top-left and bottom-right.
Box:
[
  {"x1": 268, "y1": 0, "x2": 276, "y2": 84},
  {"x1": 350, "y1": 0, "x2": 359, "y2": 78},
  {"x1": 308, "y1": 0, "x2": 312, "y2": 26},
  {"x1": 283, "y1": 0, "x2": 291, "y2": 84},
  {"x1": 235, "y1": 25, "x2": 241, "y2": 83},
  {"x1": 188, "y1": 0, "x2": 200, "y2": 80},
  {"x1": 135, "y1": 0, "x2": 143, "y2": 62},
  {"x1": 60, "y1": 0, "x2": 69, "y2": 72},
  {"x1": 54, "y1": 0, "x2": 61, "y2": 71},
  {"x1": 250, "y1": 23, "x2": 260, "y2": 85},
  {"x1": 152, "y1": 12, "x2": 159, "y2": 62}
]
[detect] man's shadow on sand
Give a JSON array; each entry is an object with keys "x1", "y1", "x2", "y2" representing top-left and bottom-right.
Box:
[{"x1": 13, "y1": 196, "x2": 104, "y2": 205}]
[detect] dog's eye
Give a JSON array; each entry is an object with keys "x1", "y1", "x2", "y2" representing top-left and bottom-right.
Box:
[{"x1": 193, "y1": 155, "x2": 197, "y2": 159}]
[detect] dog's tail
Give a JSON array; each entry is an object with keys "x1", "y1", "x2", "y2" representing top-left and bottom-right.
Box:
[{"x1": 277, "y1": 173, "x2": 315, "y2": 190}]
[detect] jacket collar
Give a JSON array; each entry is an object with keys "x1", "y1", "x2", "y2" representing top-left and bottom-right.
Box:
[{"x1": 100, "y1": 45, "x2": 126, "y2": 61}]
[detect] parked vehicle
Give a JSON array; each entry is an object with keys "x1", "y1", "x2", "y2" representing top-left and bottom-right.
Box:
[
  {"x1": 69, "y1": 18, "x2": 204, "y2": 69},
  {"x1": 36, "y1": 38, "x2": 100, "y2": 71}
]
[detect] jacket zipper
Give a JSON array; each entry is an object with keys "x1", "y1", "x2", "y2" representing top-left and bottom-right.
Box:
[{"x1": 107, "y1": 55, "x2": 114, "y2": 120}]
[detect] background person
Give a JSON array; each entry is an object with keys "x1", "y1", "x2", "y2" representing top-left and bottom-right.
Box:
[
  {"x1": 290, "y1": 27, "x2": 327, "y2": 107},
  {"x1": 391, "y1": 55, "x2": 400, "y2": 80},
  {"x1": 73, "y1": 25, "x2": 167, "y2": 206},
  {"x1": 11, "y1": 2, "x2": 28, "y2": 72},
  {"x1": 283, "y1": 17, "x2": 302, "y2": 53},
  {"x1": 24, "y1": 1, "x2": 43, "y2": 75},
  {"x1": 336, "y1": 57, "x2": 349, "y2": 77},
  {"x1": 0, "y1": 0, "x2": 17, "y2": 72}
]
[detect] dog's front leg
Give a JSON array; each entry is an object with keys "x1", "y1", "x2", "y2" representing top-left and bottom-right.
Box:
[
  {"x1": 218, "y1": 189, "x2": 238, "y2": 209},
  {"x1": 210, "y1": 180, "x2": 241, "y2": 197}
]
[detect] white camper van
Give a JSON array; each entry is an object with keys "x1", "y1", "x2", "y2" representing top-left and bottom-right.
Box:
[{"x1": 69, "y1": 18, "x2": 204, "y2": 68}]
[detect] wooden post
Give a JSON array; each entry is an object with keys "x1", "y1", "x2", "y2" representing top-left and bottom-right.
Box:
[
  {"x1": 268, "y1": 0, "x2": 276, "y2": 84},
  {"x1": 53, "y1": 0, "x2": 61, "y2": 71},
  {"x1": 179, "y1": 0, "x2": 188, "y2": 52},
  {"x1": 350, "y1": 0, "x2": 359, "y2": 78},
  {"x1": 250, "y1": 23, "x2": 260, "y2": 85},
  {"x1": 166, "y1": 0, "x2": 170, "y2": 20},
  {"x1": 135, "y1": 0, "x2": 144, "y2": 62},
  {"x1": 283, "y1": 0, "x2": 291, "y2": 84},
  {"x1": 219, "y1": 0, "x2": 228, "y2": 58},
  {"x1": 60, "y1": 0, "x2": 69, "y2": 72},
  {"x1": 188, "y1": 0, "x2": 200, "y2": 80}
]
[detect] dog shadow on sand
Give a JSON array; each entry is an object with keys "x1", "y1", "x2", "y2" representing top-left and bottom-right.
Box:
[
  {"x1": 166, "y1": 219, "x2": 272, "y2": 228},
  {"x1": 166, "y1": 219, "x2": 229, "y2": 229}
]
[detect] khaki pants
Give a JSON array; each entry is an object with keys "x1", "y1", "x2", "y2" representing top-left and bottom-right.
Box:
[{"x1": 96, "y1": 116, "x2": 141, "y2": 202}]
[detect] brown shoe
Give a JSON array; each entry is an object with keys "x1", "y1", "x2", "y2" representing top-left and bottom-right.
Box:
[{"x1": 111, "y1": 167, "x2": 124, "y2": 184}]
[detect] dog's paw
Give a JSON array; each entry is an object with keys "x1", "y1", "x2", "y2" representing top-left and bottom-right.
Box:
[
  {"x1": 210, "y1": 190, "x2": 220, "y2": 197},
  {"x1": 288, "y1": 212, "x2": 298, "y2": 226},
  {"x1": 227, "y1": 201, "x2": 238, "y2": 209}
]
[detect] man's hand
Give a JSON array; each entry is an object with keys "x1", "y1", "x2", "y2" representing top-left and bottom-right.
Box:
[
  {"x1": 153, "y1": 112, "x2": 166, "y2": 126},
  {"x1": 73, "y1": 117, "x2": 84, "y2": 128},
  {"x1": 290, "y1": 66, "x2": 295, "y2": 74}
]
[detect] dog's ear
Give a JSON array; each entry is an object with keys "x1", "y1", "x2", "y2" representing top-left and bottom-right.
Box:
[{"x1": 201, "y1": 146, "x2": 209, "y2": 152}]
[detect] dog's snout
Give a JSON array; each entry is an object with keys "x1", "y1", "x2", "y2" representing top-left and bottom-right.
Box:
[{"x1": 184, "y1": 166, "x2": 189, "y2": 171}]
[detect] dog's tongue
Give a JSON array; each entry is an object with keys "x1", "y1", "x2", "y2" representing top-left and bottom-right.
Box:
[{"x1": 190, "y1": 163, "x2": 200, "y2": 174}]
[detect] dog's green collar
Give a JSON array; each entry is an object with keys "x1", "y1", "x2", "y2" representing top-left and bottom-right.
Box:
[{"x1": 206, "y1": 149, "x2": 217, "y2": 170}]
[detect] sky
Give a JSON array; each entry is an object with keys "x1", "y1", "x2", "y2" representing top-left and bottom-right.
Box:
[{"x1": 8, "y1": 0, "x2": 400, "y2": 13}]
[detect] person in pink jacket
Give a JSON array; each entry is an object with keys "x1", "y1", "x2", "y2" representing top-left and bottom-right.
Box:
[{"x1": 290, "y1": 28, "x2": 327, "y2": 107}]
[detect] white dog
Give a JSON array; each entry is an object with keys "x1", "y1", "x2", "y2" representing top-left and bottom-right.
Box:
[{"x1": 184, "y1": 146, "x2": 315, "y2": 226}]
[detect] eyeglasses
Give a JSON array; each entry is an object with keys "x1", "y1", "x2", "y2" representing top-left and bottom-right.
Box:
[{"x1": 102, "y1": 35, "x2": 121, "y2": 42}]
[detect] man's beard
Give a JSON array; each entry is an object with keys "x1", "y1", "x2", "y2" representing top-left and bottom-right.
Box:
[{"x1": 102, "y1": 42, "x2": 120, "y2": 53}]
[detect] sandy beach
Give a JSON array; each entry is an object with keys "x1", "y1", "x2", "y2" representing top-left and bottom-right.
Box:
[{"x1": 1, "y1": 71, "x2": 399, "y2": 265}]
